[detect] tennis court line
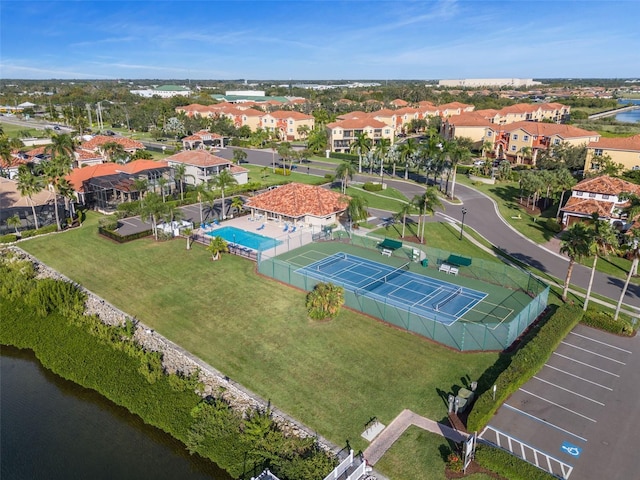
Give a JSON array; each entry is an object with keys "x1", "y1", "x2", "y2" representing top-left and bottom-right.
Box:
[
  {"x1": 569, "y1": 331, "x2": 632, "y2": 354},
  {"x1": 543, "y1": 364, "x2": 613, "y2": 391},
  {"x1": 560, "y1": 341, "x2": 627, "y2": 365},
  {"x1": 502, "y1": 404, "x2": 588, "y2": 442},
  {"x1": 552, "y1": 353, "x2": 620, "y2": 377}
]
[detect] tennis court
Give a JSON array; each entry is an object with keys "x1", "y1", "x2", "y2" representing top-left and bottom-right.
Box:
[{"x1": 297, "y1": 253, "x2": 489, "y2": 326}]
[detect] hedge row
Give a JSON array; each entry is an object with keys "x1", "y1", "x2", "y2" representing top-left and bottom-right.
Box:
[
  {"x1": 467, "y1": 303, "x2": 583, "y2": 432},
  {"x1": 329, "y1": 152, "x2": 358, "y2": 162},
  {"x1": 0, "y1": 234, "x2": 18, "y2": 243},
  {"x1": 98, "y1": 227, "x2": 153, "y2": 243},
  {"x1": 475, "y1": 444, "x2": 557, "y2": 480},
  {"x1": 362, "y1": 182, "x2": 383, "y2": 192},
  {"x1": 581, "y1": 308, "x2": 636, "y2": 336}
]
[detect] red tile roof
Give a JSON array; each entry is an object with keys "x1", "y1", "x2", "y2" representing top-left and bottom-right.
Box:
[
  {"x1": 165, "y1": 150, "x2": 230, "y2": 167},
  {"x1": 588, "y1": 134, "x2": 640, "y2": 152},
  {"x1": 245, "y1": 183, "x2": 349, "y2": 218},
  {"x1": 66, "y1": 159, "x2": 168, "y2": 192},
  {"x1": 390, "y1": 99, "x2": 408, "y2": 107},
  {"x1": 562, "y1": 196, "x2": 615, "y2": 217},
  {"x1": 445, "y1": 112, "x2": 494, "y2": 127},
  {"x1": 81, "y1": 135, "x2": 145, "y2": 151},
  {"x1": 326, "y1": 118, "x2": 388, "y2": 129},
  {"x1": 502, "y1": 121, "x2": 598, "y2": 139},
  {"x1": 267, "y1": 110, "x2": 314, "y2": 120},
  {"x1": 573, "y1": 175, "x2": 640, "y2": 196}
]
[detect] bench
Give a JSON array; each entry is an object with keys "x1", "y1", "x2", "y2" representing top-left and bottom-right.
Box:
[
  {"x1": 439, "y1": 263, "x2": 459, "y2": 275},
  {"x1": 381, "y1": 248, "x2": 393, "y2": 257},
  {"x1": 378, "y1": 238, "x2": 403, "y2": 252},
  {"x1": 447, "y1": 254, "x2": 472, "y2": 267}
]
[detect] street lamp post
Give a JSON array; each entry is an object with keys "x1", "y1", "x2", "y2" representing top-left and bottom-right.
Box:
[{"x1": 459, "y1": 207, "x2": 467, "y2": 240}]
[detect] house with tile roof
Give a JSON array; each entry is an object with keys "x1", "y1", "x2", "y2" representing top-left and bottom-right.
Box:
[
  {"x1": 560, "y1": 175, "x2": 640, "y2": 228},
  {"x1": 260, "y1": 110, "x2": 315, "y2": 141},
  {"x1": 244, "y1": 183, "x2": 349, "y2": 228},
  {"x1": 441, "y1": 112, "x2": 496, "y2": 144},
  {"x1": 181, "y1": 130, "x2": 225, "y2": 149},
  {"x1": 66, "y1": 159, "x2": 172, "y2": 210},
  {"x1": 326, "y1": 118, "x2": 395, "y2": 152},
  {"x1": 164, "y1": 150, "x2": 248, "y2": 187},
  {"x1": 586, "y1": 134, "x2": 640, "y2": 172},
  {"x1": 79, "y1": 135, "x2": 145, "y2": 162},
  {"x1": 0, "y1": 177, "x2": 65, "y2": 234}
]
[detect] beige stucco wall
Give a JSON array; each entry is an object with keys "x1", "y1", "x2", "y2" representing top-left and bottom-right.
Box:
[{"x1": 586, "y1": 148, "x2": 640, "y2": 171}]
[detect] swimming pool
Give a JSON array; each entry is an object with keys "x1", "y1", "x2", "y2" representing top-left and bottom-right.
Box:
[{"x1": 205, "y1": 226, "x2": 282, "y2": 252}]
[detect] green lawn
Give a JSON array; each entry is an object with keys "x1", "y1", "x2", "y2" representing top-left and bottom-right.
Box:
[
  {"x1": 376, "y1": 426, "x2": 494, "y2": 480},
  {"x1": 332, "y1": 185, "x2": 408, "y2": 211},
  {"x1": 20, "y1": 213, "x2": 498, "y2": 454},
  {"x1": 0, "y1": 121, "x2": 48, "y2": 138}
]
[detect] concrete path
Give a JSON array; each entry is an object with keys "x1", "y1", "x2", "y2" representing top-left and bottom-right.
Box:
[{"x1": 363, "y1": 409, "x2": 467, "y2": 465}]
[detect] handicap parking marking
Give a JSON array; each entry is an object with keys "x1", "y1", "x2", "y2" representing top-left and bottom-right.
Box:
[{"x1": 561, "y1": 441, "x2": 582, "y2": 458}]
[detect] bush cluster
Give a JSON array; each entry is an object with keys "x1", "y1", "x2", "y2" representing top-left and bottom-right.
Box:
[
  {"x1": 475, "y1": 444, "x2": 557, "y2": 480},
  {"x1": 274, "y1": 168, "x2": 292, "y2": 176},
  {"x1": 467, "y1": 304, "x2": 583, "y2": 432},
  {"x1": 544, "y1": 218, "x2": 563, "y2": 233},
  {"x1": 329, "y1": 152, "x2": 358, "y2": 162},
  {"x1": 20, "y1": 224, "x2": 58, "y2": 238},
  {"x1": 581, "y1": 308, "x2": 637, "y2": 336},
  {"x1": 362, "y1": 182, "x2": 383, "y2": 192},
  {"x1": 0, "y1": 234, "x2": 18, "y2": 243},
  {"x1": 0, "y1": 251, "x2": 336, "y2": 480},
  {"x1": 98, "y1": 227, "x2": 153, "y2": 243}
]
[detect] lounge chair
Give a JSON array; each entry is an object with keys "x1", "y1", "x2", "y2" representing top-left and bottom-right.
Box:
[
  {"x1": 257, "y1": 224, "x2": 265, "y2": 231},
  {"x1": 213, "y1": 219, "x2": 219, "y2": 225},
  {"x1": 290, "y1": 226, "x2": 296, "y2": 233},
  {"x1": 283, "y1": 224, "x2": 289, "y2": 232}
]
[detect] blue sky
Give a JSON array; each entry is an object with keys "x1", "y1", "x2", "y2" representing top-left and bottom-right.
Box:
[{"x1": 1, "y1": 0, "x2": 639, "y2": 80}]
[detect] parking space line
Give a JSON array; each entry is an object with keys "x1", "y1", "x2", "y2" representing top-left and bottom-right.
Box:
[
  {"x1": 544, "y1": 364, "x2": 613, "y2": 391},
  {"x1": 553, "y1": 352, "x2": 620, "y2": 377},
  {"x1": 569, "y1": 331, "x2": 632, "y2": 354},
  {"x1": 533, "y1": 376, "x2": 605, "y2": 405},
  {"x1": 520, "y1": 389, "x2": 597, "y2": 423},
  {"x1": 503, "y1": 404, "x2": 588, "y2": 442},
  {"x1": 561, "y1": 341, "x2": 627, "y2": 365}
]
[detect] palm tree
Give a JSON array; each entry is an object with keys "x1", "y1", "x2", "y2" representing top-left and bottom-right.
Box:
[
  {"x1": 346, "y1": 195, "x2": 369, "y2": 230},
  {"x1": 230, "y1": 196, "x2": 244, "y2": 217},
  {"x1": 584, "y1": 213, "x2": 619, "y2": 311},
  {"x1": 210, "y1": 169, "x2": 238, "y2": 219},
  {"x1": 195, "y1": 182, "x2": 211, "y2": 226},
  {"x1": 232, "y1": 148, "x2": 247, "y2": 165},
  {"x1": 157, "y1": 177, "x2": 168, "y2": 202},
  {"x1": 447, "y1": 144, "x2": 471, "y2": 201},
  {"x1": 614, "y1": 228, "x2": 640, "y2": 321},
  {"x1": 397, "y1": 138, "x2": 418, "y2": 180},
  {"x1": 335, "y1": 162, "x2": 357, "y2": 194},
  {"x1": 305, "y1": 282, "x2": 345, "y2": 321},
  {"x1": 393, "y1": 202, "x2": 415, "y2": 239},
  {"x1": 44, "y1": 133, "x2": 75, "y2": 160},
  {"x1": 518, "y1": 146, "x2": 532, "y2": 165},
  {"x1": 6, "y1": 214, "x2": 21, "y2": 235},
  {"x1": 16, "y1": 164, "x2": 44, "y2": 230},
  {"x1": 481, "y1": 140, "x2": 493, "y2": 159},
  {"x1": 207, "y1": 236, "x2": 228, "y2": 261},
  {"x1": 140, "y1": 192, "x2": 167, "y2": 240},
  {"x1": 351, "y1": 132, "x2": 372, "y2": 173},
  {"x1": 559, "y1": 222, "x2": 592, "y2": 302},
  {"x1": 412, "y1": 187, "x2": 444, "y2": 243},
  {"x1": 133, "y1": 178, "x2": 149, "y2": 200},
  {"x1": 376, "y1": 138, "x2": 391, "y2": 177},
  {"x1": 42, "y1": 155, "x2": 71, "y2": 230},
  {"x1": 100, "y1": 141, "x2": 126, "y2": 163},
  {"x1": 173, "y1": 163, "x2": 188, "y2": 201},
  {"x1": 56, "y1": 177, "x2": 76, "y2": 223},
  {"x1": 555, "y1": 168, "x2": 577, "y2": 219}
]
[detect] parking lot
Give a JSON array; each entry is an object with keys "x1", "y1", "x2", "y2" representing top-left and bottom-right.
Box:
[{"x1": 480, "y1": 324, "x2": 637, "y2": 479}]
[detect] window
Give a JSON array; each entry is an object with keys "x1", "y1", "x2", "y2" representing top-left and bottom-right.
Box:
[
  {"x1": 594, "y1": 149, "x2": 603, "y2": 156},
  {"x1": 487, "y1": 131, "x2": 492, "y2": 137},
  {"x1": 511, "y1": 146, "x2": 516, "y2": 151},
  {"x1": 289, "y1": 120, "x2": 293, "y2": 125},
  {"x1": 602, "y1": 195, "x2": 609, "y2": 200},
  {"x1": 289, "y1": 128, "x2": 293, "y2": 133},
  {"x1": 576, "y1": 191, "x2": 583, "y2": 196},
  {"x1": 554, "y1": 139, "x2": 560, "y2": 145},
  {"x1": 513, "y1": 134, "x2": 518, "y2": 140},
  {"x1": 633, "y1": 165, "x2": 640, "y2": 171},
  {"x1": 523, "y1": 135, "x2": 529, "y2": 141},
  {"x1": 591, "y1": 162, "x2": 600, "y2": 170},
  {"x1": 385, "y1": 129, "x2": 390, "y2": 134},
  {"x1": 589, "y1": 193, "x2": 596, "y2": 198}
]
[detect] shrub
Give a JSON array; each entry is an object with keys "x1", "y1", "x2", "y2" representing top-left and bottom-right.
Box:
[
  {"x1": 329, "y1": 152, "x2": 358, "y2": 162},
  {"x1": 21, "y1": 224, "x2": 58, "y2": 238},
  {"x1": 475, "y1": 444, "x2": 556, "y2": 480},
  {"x1": 98, "y1": 227, "x2": 153, "y2": 243},
  {"x1": 581, "y1": 308, "x2": 636, "y2": 336},
  {"x1": 363, "y1": 182, "x2": 383, "y2": 192},
  {"x1": 306, "y1": 283, "x2": 345, "y2": 321},
  {"x1": 545, "y1": 218, "x2": 563, "y2": 233},
  {"x1": 467, "y1": 304, "x2": 583, "y2": 432},
  {"x1": 457, "y1": 165, "x2": 473, "y2": 175},
  {"x1": 274, "y1": 168, "x2": 291, "y2": 176},
  {"x1": 0, "y1": 234, "x2": 18, "y2": 243},
  {"x1": 116, "y1": 200, "x2": 142, "y2": 217},
  {"x1": 324, "y1": 174, "x2": 334, "y2": 181},
  {"x1": 446, "y1": 451, "x2": 463, "y2": 473}
]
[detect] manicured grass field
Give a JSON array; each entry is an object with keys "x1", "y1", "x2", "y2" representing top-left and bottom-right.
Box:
[{"x1": 21, "y1": 213, "x2": 498, "y2": 454}]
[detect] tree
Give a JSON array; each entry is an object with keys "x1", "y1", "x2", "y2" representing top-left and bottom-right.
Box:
[
  {"x1": 44, "y1": 133, "x2": 75, "y2": 160},
  {"x1": 393, "y1": 202, "x2": 415, "y2": 238},
  {"x1": 140, "y1": 192, "x2": 167, "y2": 240},
  {"x1": 305, "y1": 282, "x2": 344, "y2": 321},
  {"x1": 157, "y1": 177, "x2": 169, "y2": 202},
  {"x1": 42, "y1": 156, "x2": 71, "y2": 230},
  {"x1": 350, "y1": 132, "x2": 372, "y2": 173},
  {"x1": 397, "y1": 138, "x2": 418, "y2": 180},
  {"x1": 554, "y1": 168, "x2": 577, "y2": 219},
  {"x1": 172, "y1": 163, "x2": 189, "y2": 201},
  {"x1": 230, "y1": 196, "x2": 244, "y2": 217},
  {"x1": 232, "y1": 149, "x2": 247, "y2": 165},
  {"x1": 335, "y1": 162, "x2": 356, "y2": 194},
  {"x1": 518, "y1": 146, "x2": 532, "y2": 165},
  {"x1": 100, "y1": 141, "x2": 127, "y2": 163},
  {"x1": 133, "y1": 178, "x2": 149, "y2": 200},
  {"x1": 6, "y1": 214, "x2": 21, "y2": 235},
  {"x1": 412, "y1": 187, "x2": 444, "y2": 243},
  {"x1": 346, "y1": 195, "x2": 369, "y2": 229},
  {"x1": 481, "y1": 140, "x2": 493, "y2": 159},
  {"x1": 559, "y1": 222, "x2": 592, "y2": 302},
  {"x1": 131, "y1": 149, "x2": 153, "y2": 160},
  {"x1": 375, "y1": 138, "x2": 391, "y2": 177},
  {"x1": 206, "y1": 236, "x2": 228, "y2": 261},
  {"x1": 447, "y1": 143, "x2": 471, "y2": 200},
  {"x1": 614, "y1": 229, "x2": 640, "y2": 321},
  {"x1": 584, "y1": 213, "x2": 619, "y2": 311},
  {"x1": 16, "y1": 164, "x2": 44, "y2": 230},
  {"x1": 210, "y1": 169, "x2": 238, "y2": 219},
  {"x1": 307, "y1": 128, "x2": 328, "y2": 154}
]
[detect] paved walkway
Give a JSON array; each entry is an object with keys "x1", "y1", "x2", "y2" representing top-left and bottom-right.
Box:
[{"x1": 363, "y1": 409, "x2": 467, "y2": 465}]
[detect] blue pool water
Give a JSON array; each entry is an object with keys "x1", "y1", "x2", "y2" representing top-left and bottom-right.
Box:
[{"x1": 205, "y1": 226, "x2": 282, "y2": 251}]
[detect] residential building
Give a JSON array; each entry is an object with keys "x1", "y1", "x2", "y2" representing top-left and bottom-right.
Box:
[
  {"x1": 181, "y1": 130, "x2": 225, "y2": 149},
  {"x1": 244, "y1": 183, "x2": 349, "y2": 228},
  {"x1": 164, "y1": 150, "x2": 248, "y2": 187},
  {"x1": 586, "y1": 134, "x2": 640, "y2": 172},
  {"x1": 0, "y1": 177, "x2": 64, "y2": 234},
  {"x1": 326, "y1": 118, "x2": 394, "y2": 152},
  {"x1": 260, "y1": 110, "x2": 315, "y2": 140},
  {"x1": 130, "y1": 84, "x2": 191, "y2": 98},
  {"x1": 560, "y1": 175, "x2": 640, "y2": 229},
  {"x1": 79, "y1": 135, "x2": 145, "y2": 161},
  {"x1": 441, "y1": 112, "x2": 495, "y2": 144}
]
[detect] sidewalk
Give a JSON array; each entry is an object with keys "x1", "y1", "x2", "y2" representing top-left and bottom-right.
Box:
[{"x1": 363, "y1": 409, "x2": 467, "y2": 466}]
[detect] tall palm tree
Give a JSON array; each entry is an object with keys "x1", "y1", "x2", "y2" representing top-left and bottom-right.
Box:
[
  {"x1": 518, "y1": 146, "x2": 532, "y2": 164},
  {"x1": 42, "y1": 155, "x2": 71, "y2": 230},
  {"x1": 195, "y1": 182, "x2": 211, "y2": 225},
  {"x1": 398, "y1": 138, "x2": 418, "y2": 180},
  {"x1": 614, "y1": 228, "x2": 640, "y2": 321},
  {"x1": 231, "y1": 196, "x2": 244, "y2": 217},
  {"x1": 393, "y1": 202, "x2": 415, "y2": 239},
  {"x1": 335, "y1": 162, "x2": 357, "y2": 194},
  {"x1": 16, "y1": 164, "x2": 44, "y2": 230},
  {"x1": 100, "y1": 141, "x2": 126, "y2": 163},
  {"x1": 584, "y1": 213, "x2": 619, "y2": 311},
  {"x1": 232, "y1": 148, "x2": 247, "y2": 165},
  {"x1": 376, "y1": 138, "x2": 391, "y2": 177},
  {"x1": 157, "y1": 177, "x2": 169, "y2": 202},
  {"x1": 44, "y1": 133, "x2": 75, "y2": 160},
  {"x1": 56, "y1": 177, "x2": 76, "y2": 222},
  {"x1": 210, "y1": 169, "x2": 238, "y2": 219},
  {"x1": 559, "y1": 222, "x2": 592, "y2": 302},
  {"x1": 6, "y1": 214, "x2": 21, "y2": 235},
  {"x1": 481, "y1": 140, "x2": 493, "y2": 159},
  {"x1": 448, "y1": 144, "x2": 471, "y2": 201},
  {"x1": 133, "y1": 178, "x2": 149, "y2": 200},
  {"x1": 173, "y1": 163, "x2": 188, "y2": 201},
  {"x1": 207, "y1": 236, "x2": 228, "y2": 261},
  {"x1": 346, "y1": 195, "x2": 369, "y2": 230},
  {"x1": 555, "y1": 168, "x2": 577, "y2": 219},
  {"x1": 412, "y1": 187, "x2": 444, "y2": 243},
  {"x1": 140, "y1": 192, "x2": 167, "y2": 240},
  {"x1": 351, "y1": 132, "x2": 372, "y2": 173}
]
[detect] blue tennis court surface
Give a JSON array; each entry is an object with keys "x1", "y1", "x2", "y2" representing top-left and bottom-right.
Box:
[{"x1": 296, "y1": 253, "x2": 487, "y2": 325}]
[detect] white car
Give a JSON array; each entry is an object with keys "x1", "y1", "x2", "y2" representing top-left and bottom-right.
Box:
[{"x1": 473, "y1": 160, "x2": 485, "y2": 166}]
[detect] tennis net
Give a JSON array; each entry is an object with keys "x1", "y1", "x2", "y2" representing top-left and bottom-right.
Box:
[
  {"x1": 434, "y1": 287, "x2": 463, "y2": 312},
  {"x1": 354, "y1": 262, "x2": 410, "y2": 296},
  {"x1": 317, "y1": 253, "x2": 347, "y2": 271}
]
